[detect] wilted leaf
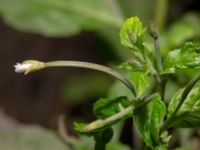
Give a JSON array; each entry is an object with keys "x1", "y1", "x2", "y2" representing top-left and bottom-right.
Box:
[
  {"x1": 168, "y1": 81, "x2": 200, "y2": 128},
  {"x1": 134, "y1": 96, "x2": 166, "y2": 148},
  {"x1": 0, "y1": 0, "x2": 123, "y2": 37},
  {"x1": 163, "y1": 42, "x2": 200, "y2": 74}
]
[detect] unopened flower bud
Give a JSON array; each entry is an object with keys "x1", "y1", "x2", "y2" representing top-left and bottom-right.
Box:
[{"x1": 14, "y1": 60, "x2": 45, "y2": 74}]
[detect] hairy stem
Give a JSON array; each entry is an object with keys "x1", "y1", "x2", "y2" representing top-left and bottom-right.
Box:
[
  {"x1": 45, "y1": 61, "x2": 136, "y2": 96},
  {"x1": 160, "y1": 71, "x2": 200, "y2": 133}
]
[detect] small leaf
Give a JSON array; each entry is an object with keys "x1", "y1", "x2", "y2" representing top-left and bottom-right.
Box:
[
  {"x1": 120, "y1": 16, "x2": 144, "y2": 49},
  {"x1": 93, "y1": 97, "x2": 132, "y2": 119},
  {"x1": 130, "y1": 71, "x2": 149, "y2": 96},
  {"x1": 168, "y1": 81, "x2": 200, "y2": 128},
  {"x1": 163, "y1": 42, "x2": 200, "y2": 74},
  {"x1": 134, "y1": 96, "x2": 166, "y2": 148},
  {"x1": 73, "y1": 122, "x2": 87, "y2": 134}
]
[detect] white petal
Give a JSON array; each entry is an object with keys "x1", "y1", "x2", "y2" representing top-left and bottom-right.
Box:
[{"x1": 14, "y1": 63, "x2": 32, "y2": 73}]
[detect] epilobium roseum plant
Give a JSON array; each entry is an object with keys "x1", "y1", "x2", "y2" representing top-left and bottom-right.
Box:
[{"x1": 15, "y1": 16, "x2": 200, "y2": 150}]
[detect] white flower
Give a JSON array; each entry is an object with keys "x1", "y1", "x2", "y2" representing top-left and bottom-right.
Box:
[
  {"x1": 14, "y1": 63, "x2": 32, "y2": 73},
  {"x1": 14, "y1": 60, "x2": 45, "y2": 74}
]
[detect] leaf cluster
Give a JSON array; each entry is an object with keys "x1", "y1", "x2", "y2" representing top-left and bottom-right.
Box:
[{"x1": 74, "y1": 17, "x2": 200, "y2": 150}]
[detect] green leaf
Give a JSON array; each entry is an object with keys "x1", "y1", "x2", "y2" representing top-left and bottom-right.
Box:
[
  {"x1": 94, "y1": 128, "x2": 113, "y2": 150},
  {"x1": 0, "y1": 0, "x2": 123, "y2": 37},
  {"x1": 120, "y1": 16, "x2": 144, "y2": 49},
  {"x1": 93, "y1": 97, "x2": 132, "y2": 119},
  {"x1": 163, "y1": 42, "x2": 200, "y2": 74},
  {"x1": 73, "y1": 122, "x2": 88, "y2": 134},
  {"x1": 130, "y1": 71, "x2": 149, "y2": 96},
  {"x1": 168, "y1": 81, "x2": 200, "y2": 128},
  {"x1": 134, "y1": 96, "x2": 166, "y2": 148}
]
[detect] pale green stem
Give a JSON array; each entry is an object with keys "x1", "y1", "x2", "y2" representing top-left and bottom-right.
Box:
[
  {"x1": 154, "y1": 0, "x2": 169, "y2": 31},
  {"x1": 45, "y1": 61, "x2": 136, "y2": 96},
  {"x1": 83, "y1": 93, "x2": 158, "y2": 133},
  {"x1": 160, "y1": 71, "x2": 200, "y2": 133}
]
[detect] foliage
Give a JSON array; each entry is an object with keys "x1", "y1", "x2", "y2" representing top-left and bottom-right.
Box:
[
  {"x1": 9, "y1": 0, "x2": 200, "y2": 148},
  {"x1": 134, "y1": 96, "x2": 166, "y2": 148},
  {"x1": 14, "y1": 15, "x2": 200, "y2": 150}
]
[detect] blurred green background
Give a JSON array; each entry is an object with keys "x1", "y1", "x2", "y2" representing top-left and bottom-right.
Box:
[{"x1": 0, "y1": 0, "x2": 200, "y2": 149}]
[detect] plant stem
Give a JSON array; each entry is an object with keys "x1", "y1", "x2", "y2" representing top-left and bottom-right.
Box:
[
  {"x1": 149, "y1": 22, "x2": 163, "y2": 72},
  {"x1": 83, "y1": 93, "x2": 158, "y2": 132},
  {"x1": 149, "y1": 23, "x2": 166, "y2": 100},
  {"x1": 154, "y1": 0, "x2": 169, "y2": 31},
  {"x1": 45, "y1": 61, "x2": 136, "y2": 96},
  {"x1": 155, "y1": 38, "x2": 163, "y2": 72},
  {"x1": 160, "y1": 71, "x2": 200, "y2": 133}
]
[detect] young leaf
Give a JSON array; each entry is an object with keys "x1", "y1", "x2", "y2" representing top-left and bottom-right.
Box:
[
  {"x1": 168, "y1": 81, "x2": 200, "y2": 128},
  {"x1": 0, "y1": 0, "x2": 123, "y2": 37},
  {"x1": 163, "y1": 42, "x2": 200, "y2": 74},
  {"x1": 93, "y1": 97, "x2": 132, "y2": 119},
  {"x1": 130, "y1": 71, "x2": 149, "y2": 96},
  {"x1": 134, "y1": 96, "x2": 166, "y2": 148},
  {"x1": 120, "y1": 16, "x2": 144, "y2": 49},
  {"x1": 74, "y1": 122, "x2": 88, "y2": 134}
]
